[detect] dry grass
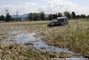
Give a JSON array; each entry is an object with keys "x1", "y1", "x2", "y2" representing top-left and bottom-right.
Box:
[
  {"x1": 0, "y1": 43, "x2": 72, "y2": 60},
  {"x1": 41, "y1": 19, "x2": 89, "y2": 57},
  {"x1": 0, "y1": 19, "x2": 89, "y2": 59}
]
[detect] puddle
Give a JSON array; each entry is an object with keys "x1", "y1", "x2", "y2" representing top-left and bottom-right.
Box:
[
  {"x1": 0, "y1": 32, "x2": 74, "y2": 54},
  {"x1": 0, "y1": 31, "x2": 85, "y2": 59}
]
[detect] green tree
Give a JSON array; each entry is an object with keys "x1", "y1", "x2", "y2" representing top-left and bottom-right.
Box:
[
  {"x1": 87, "y1": 15, "x2": 89, "y2": 19},
  {"x1": 48, "y1": 14, "x2": 53, "y2": 20},
  {"x1": 28, "y1": 13, "x2": 34, "y2": 20},
  {"x1": 81, "y1": 14, "x2": 86, "y2": 18},
  {"x1": 64, "y1": 11, "x2": 71, "y2": 19},
  {"x1": 71, "y1": 12, "x2": 76, "y2": 19},
  {"x1": 33, "y1": 13, "x2": 40, "y2": 21},
  {"x1": 76, "y1": 15, "x2": 81, "y2": 19},
  {"x1": 40, "y1": 12, "x2": 45, "y2": 20},
  {"x1": 0, "y1": 15, "x2": 5, "y2": 21},
  {"x1": 5, "y1": 13, "x2": 11, "y2": 22},
  {"x1": 53, "y1": 13, "x2": 57, "y2": 19},
  {"x1": 58, "y1": 12, "x2": 63, "y2": 17}
]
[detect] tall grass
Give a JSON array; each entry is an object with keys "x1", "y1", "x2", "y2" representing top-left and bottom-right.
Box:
[
  {"x1": 0, "y1": 19, "x2": 89, "y2": 57},
  {"x1": 42, "y1": 19, "x2": 89, "y2": 57}
]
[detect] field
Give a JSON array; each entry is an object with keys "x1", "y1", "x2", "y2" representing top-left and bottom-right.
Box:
[{"x1": 0, "y1": 19, "x2": 89, "y2": 60}]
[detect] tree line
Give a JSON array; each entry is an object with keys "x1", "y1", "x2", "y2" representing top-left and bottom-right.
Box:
[
  {"x1": 0, "y1": 11, "x2": 89, "y2": 22},
  {"x1": 28, "y1": 11, "x2": 89, "y2": 21},
  {"x1": 0, "y1": 13, "x2": 11, "y2": 22}
]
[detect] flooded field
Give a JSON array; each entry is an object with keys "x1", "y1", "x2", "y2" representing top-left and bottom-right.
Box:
[
  {"x1": 0, "y1": 20, "x2": 89, "y2": 60},
  {"x1": 1, "y1": 30, "x2": 74, "y2": 54},
  {"x1": 0, "y1": 30, "x2": 85, "y2": 59}
]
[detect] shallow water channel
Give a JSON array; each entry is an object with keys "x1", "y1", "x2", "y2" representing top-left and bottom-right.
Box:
[{"x1": 0, "y1": 31, "x2": 86, "y2": 59}]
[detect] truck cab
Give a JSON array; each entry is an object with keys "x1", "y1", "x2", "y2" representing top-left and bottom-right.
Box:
[{"x1": 57, "y1": 17, "x2": 68, "y2": 25}]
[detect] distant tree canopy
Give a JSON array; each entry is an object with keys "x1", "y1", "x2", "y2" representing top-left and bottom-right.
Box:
[
  {"x1": 0, "y1": 11, "x2": 88, "y2": 22},
  {"x1": 40, "y1": 12, "x2": 45, "y2": 20},
  {"x1": 71, "y1": 12, "x2": 76, "y2": 19},
  {"x1": 28, "y1": 13, "x2": 39, "y2": 21},
  {"x1": 64, "y1": 11, "x2": 71, "y2": 19},
  {"x1": 53, "y1": 13, "x2": 57, "y2": 19},
  {"x1": 33, "y1": 13, "x2": 40, "y2": 21},
  {"x1": 87, "y1": 15, "x2": 89, "y2": 19},
  {"x1": 48, "y1": 14, "x2": 53, "y2": 20},
  {"x1": 28, "y1": 11, "x2": 89, "y2": 21},
  {"x1": 76, "y1": 15, "x2": 81, "y2": 19},
  {"x1": 81, "y1": 14, "x2": 86, "y2": 18},
  {"x1": 5, "y1": 13, "x2": 11, "y2": 22},
  {"x1": 76, "y1": 14, "x2": 87, "y2": 19},
  {"x1": 58, "y1": 12, "x2": 63, "y2": 17},
  {"x1": 28, "y1": 12, "x2": 45, "y2": 21},
  {"x1": 28, "y1": 13, "x2": 34, "y2": 20},
  {"x1": 0, "y1": 15, "x2": 5, "y2": 21}
]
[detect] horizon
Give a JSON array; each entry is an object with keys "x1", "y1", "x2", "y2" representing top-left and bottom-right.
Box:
[{"x1": 0, "y1": 0, "x2": 89, "y2": 15}]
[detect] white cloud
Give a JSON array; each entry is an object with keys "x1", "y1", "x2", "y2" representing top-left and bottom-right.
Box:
[
  {"x1": 44, "y1": 0, "x2": 89, "y2": 15},
  {"x1": 0, "y1": 0, "x2": 89, "y2": 15},
  {"x1": 0, "y1": 2, "x2": 43, "y2": 15}
]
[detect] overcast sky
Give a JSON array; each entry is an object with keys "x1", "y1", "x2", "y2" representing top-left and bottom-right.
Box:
[{"x1": 0, "y1": 0, "x2": 89, "y2": 15}]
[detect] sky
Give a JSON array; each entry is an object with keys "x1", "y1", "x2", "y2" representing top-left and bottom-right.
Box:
[{"x1": 0, "y1": 0, "x2": 89, "y2": 15}]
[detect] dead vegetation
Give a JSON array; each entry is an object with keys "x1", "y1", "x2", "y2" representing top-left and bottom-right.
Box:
[
  {"x1": 0, "y1": 19, "x2": 89, "y2": 59},
  {"x1": 0, "y1": 43, "x2": 73, "y2": 60}
]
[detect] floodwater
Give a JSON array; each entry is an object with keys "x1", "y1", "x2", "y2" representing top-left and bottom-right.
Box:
[
  {"x1": 0, "y1": 31, "x2": 74, "y2": 54},
  {"x1": 0, "y1": 30, "x2": 86, "y2": 59}
]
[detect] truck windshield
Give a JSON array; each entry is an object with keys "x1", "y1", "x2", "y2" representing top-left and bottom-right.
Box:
[{"x1": 57, "y1": 19, "x2": 64, "y2": 22}]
